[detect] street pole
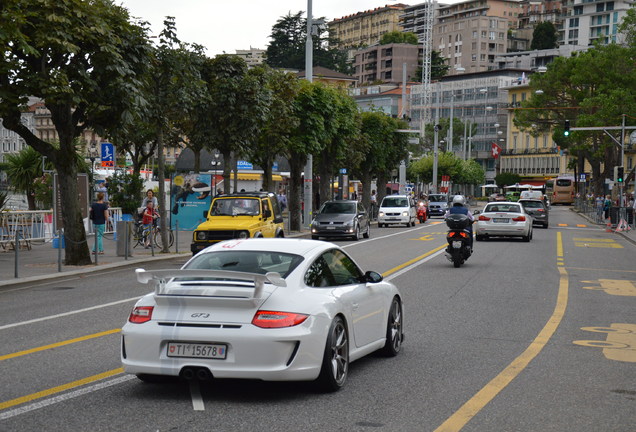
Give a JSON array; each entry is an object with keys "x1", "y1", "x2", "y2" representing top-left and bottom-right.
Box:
[
  {"x1": 432, "y1": 86, "x2": 440, "y2": 193},
  {"x1": 303, "y1": 0, "x2": 313, "y2": 228}
]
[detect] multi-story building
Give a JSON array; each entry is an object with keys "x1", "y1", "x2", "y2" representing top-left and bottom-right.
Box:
[
  {"x1": 349, "y1": 83, "x2": 414, "y2": 118},
  {"x1": 434, "y1": 0, "x2": 523, "y2": 74},
  {"x1": 0, "y1": 111, "x2": 34, "y2": 183},
  {"x1": 328, "y1": 4, "x2": 408, "y2": 51},
  {"x1": 400, "y1": 2, "x2": 445, "y2": 42},
  {"x1": 560, "y1": 0, "x2": 634, "y2": 46},
  {"x1": 233, "y1": 47, "x2": 266, "y2": 68},
  {"x1": 353, "y1": 43, "x2": 421, "y2": 84},
  {"x1": 495, "y1": 45, "x2": 587, "y2": 70},
  {"x1": 411, "y1": 69, "x2": 529, "y2": 183}
]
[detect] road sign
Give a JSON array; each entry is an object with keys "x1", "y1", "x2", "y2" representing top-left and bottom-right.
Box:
[
  {"x1": 237, "y1": 160, "x2": 253, "y2": 170},
  {"x1": 340, "y1": 168, "x2": 347, "y2": 174},
  {"x1": 101, "y1": 142, "x2": 114, "y2": 167}
]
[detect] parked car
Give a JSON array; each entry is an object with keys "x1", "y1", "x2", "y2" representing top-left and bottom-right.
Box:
[
  {"x1": 488, "y1": 193, "x2": 506, "y2": 202},
  {"x1": 519, "y1": 198, "x2": 549, "y2": 228},
  {"x1": 377, "y1": 195, "x2": 417, "y2": 227},
  {"x1": 191, "y1": 192, "x2": 284, "y2": 255},
  {"x1": 122, "y1": 238, "x2": 404, "y2": 392},
  {"x1": 505, "y1": 191, "x2": 521, "y2": 202},
  {"x1": 310, "y1": 200, "x2": 370, "y2": 241},
  {"x1": 475, "y1": 201, "x2": 533, "y2": 241},
  {"x1": 427, "y1": 193, "x2": 449, "y2": 217}
]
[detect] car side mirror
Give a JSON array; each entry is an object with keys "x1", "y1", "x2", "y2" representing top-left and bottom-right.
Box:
[
  {"x1": 203, "y1": 210, "x2": 209, "y2": 219},
  {"x1": 363, "y1": 270, "x2": 383, "y2": 283},
  {"x1": 264, "y1": 209, "x2": 272, "y2": 219}
]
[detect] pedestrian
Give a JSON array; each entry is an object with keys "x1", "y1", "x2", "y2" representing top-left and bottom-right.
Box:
[
  {"x1": 595, "y1": 195, "x2": 604, "y2": 221},
  {"x1": 603, "y1": 194, "x2": 612, "y2": 220},
  {"x1": 277, "y1": 188, "x2": 287, "y2": 211},
  {"x1": 89, "y1": 192, "x2": 109, "y2": 255},
  {"x1": 370, "y1": 189, "x2": 377, "y2": 220},
  {"x1": 140, "y1": 189, "x2": 158, "y2": 219},
  {"x1": 96, "y1": 179, "x2": 109, "y2": 204},
  {"x1": 141, "y1": 200, "x2": 159, "y2": 248}
]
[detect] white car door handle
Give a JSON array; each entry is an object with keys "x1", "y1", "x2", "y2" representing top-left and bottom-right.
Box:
[{"x1": 352, "y1": 303, "x2": 359, "y2": 310}]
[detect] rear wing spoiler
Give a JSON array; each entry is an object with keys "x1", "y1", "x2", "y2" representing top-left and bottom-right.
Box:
[{"x1": 135, "y1": 269, "x2": 287, "y2": 300}]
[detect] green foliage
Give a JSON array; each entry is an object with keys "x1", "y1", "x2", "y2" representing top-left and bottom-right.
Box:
[
  {"x1": 413, "y1": 51, "x2": 450, "y2": 81},
  {"x1": 408, "y1": 152, "x2": 484, "y2": 185},
  {"x1": 33, "y1": 173, "x2": 53, "y2": 210},
  {"x1": 379, "y1": 31, "x2": 419, "y2": 45},
  {"x1": 530, "y1": 22, "x2": 559, "y2": 50},
  {"x1": 495, "y1": 172, "x2": 522, "y2": 188},
  {"x1": 0, "y1": 190, "x2": 7, "y2": 211},
  {"x1": 265, "y1": 11, "x2": 351, "y2": 74},
  {"x1": 4, "y1": 146, "x2": 42, "y2": 210},
  {"x1": 618, "y1": 6, "x2": 636, "y2": 46},
  {"x1": 107, "y1": 171, "x2": 144, "y2": 215},
  {"x1": 420, "y1": 117, "x2": 469, "y2": 154}
]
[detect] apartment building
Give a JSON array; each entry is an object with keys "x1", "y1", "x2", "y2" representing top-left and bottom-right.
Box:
[
  {"x1": 353, "y1": 43, "x2": 421, "y2": 84},
  {"x1": 560, "y1": 0, "x2": 634, "y2": 46},
  {"x1": 434, "y1": 0, "x2": 523, "y2": 74},
  {"x1": 234, "y1": 47, "x2": 266, "y2": 68},
  {"x1": 328, "y1": 4, "x2": 408, "y2": 51},
  {"x1": 400, "y1": 2, "x2": 445, "y2": 42}
]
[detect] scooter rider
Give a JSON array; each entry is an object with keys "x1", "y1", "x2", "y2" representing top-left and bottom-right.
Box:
[{"x1": 445, "y1": 195, "x2": 474, "y2": 249}]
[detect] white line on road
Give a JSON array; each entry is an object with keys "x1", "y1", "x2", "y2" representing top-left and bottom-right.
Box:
[
  {"x1": 343, "y1": 223, "x2": 444, "y2": 248},
  {"x1": 385, "y1": 249, "x2": 446, "y2": 282},
  {"x1": 0, "y1": 375, "x2": 135, "y2": 420},
  {"x1": 0, "y1": 296, "x2": 142, "y2": 331},
  {"x1": 189, "y1": 381, "x2": 205, "y2": 411}
]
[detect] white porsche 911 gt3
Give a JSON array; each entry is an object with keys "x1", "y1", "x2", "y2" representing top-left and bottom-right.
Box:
[{"x1": 121, "y1": 238, "x2": 403, "y2": 391}]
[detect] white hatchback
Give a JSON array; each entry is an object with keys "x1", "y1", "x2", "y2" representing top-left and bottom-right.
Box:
[{"x1": 377, "y1": 195, "x2": 417, "y2": 227}]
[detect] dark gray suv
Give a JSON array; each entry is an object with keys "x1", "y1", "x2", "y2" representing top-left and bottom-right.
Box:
[
  {"x1": 310, "y1": 200, "x2": 371, "y2": 241},
  {"x1": 519, "y1": 199, "x2": 549, "y2": 228}
]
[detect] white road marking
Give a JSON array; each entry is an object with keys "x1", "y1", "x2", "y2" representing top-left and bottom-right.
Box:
[
  {"x1": 385, "y1": 249, "x2": 446, "y2": 282},
  {"x1": 0, "y1": 296, "x2": 142, "y2": 331},
  {"x1": 189, "y1": 381, "x2": 205, "y2": 411},
  {"x1": 0, "y1": 375, "x2": 135, "y2": 420},
  {"x1": 343, "y1": 224, "x2": 441, "y2": 248}
]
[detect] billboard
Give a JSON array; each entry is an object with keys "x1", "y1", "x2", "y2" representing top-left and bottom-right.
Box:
[{"x1": 170, "y1": 173, "x2": 213, "y2": 230}]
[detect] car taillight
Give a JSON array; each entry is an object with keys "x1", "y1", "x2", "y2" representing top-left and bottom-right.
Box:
[
  {"x1": 129, "y1": 306, "x2": 154, "y2": 324},
  {"x1": 536, "y1": 209, "x2": 545, "y2": 212},
  {"x1": 448, "y1": 231, "x2": 469, "y2": 239},
  {"x1": 252, "y1": 310, "x2": 309, "y2": 328},
  {"x1": 512, "y1": 216, "x2": 526, "y2": 221},
  {"x1": 479, "y1": 215, "x2": 491, "y2": 221}
]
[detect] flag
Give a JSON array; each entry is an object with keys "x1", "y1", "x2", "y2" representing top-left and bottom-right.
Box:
[{"x1": 491, "y1": 142, "x2": 502, "y2": 159}]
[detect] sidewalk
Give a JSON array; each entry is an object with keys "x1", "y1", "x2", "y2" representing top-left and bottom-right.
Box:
[
  {"x1": 0, "y1": 229, "x2": 310, "y2": 289},
  {"x1": 571, "y1": 207, "x2": 636, "y2": 246}
]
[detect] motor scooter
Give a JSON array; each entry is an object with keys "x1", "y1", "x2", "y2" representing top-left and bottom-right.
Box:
[
  {"x1": 416, "y1": 201, "x2": 427, "y2": 223},
  {"x1": 445, "y1": 213, "x2": 473, "y2": 268}
]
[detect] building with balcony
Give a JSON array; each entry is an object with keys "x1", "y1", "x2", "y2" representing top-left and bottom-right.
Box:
[
  {"x1": 233, "y1": 47, "x2": 266, "y2": 68},
  {"x1": 353, "y1": 43, "x2": 421, "y2": 85},
  {"x1": 495, "y1": 45, "x2": 588, "y2": 70},
  {"x1": 400, "y1": 2, "x2": 446, "y2": 42},
  {"x1": 560, "y1": 0, "x2": 634, "y2": 46},
  {"x1": 349, "y1": 83, "x2": 415, "y2": 117},
  {"x1": 328, "y1": 4, "x2": 408, "y2": 51},
  {"x1": 434, "y1": 0, "x2": 523, "y2": 74}
]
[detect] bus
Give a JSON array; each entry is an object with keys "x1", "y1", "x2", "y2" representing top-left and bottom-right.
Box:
[{"x1": 545, "y1": 176, "x2": 575, "y2": 205}]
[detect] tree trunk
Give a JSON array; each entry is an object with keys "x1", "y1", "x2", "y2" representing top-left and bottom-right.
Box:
[
  {"x1": 377, "y1": 172, "x2": 388, "y2": 205},
  {"x1": 233, "y1": 153, "x2": 238, "y2": 193},
  {"x1": 262, "y1": 155, "x2": 274, "y2": 193},
  {"x1": 193, "y1": 148, "x2": 201, "y2": 173},
  {"x1": 360, "y1": 171, "x2": 373, "y2": 211},
  {"x1": 318, "y1": 155, "x2": 331, "y2": 206},
  {"x1": 222, "y1": 149, "x2": 232, "y2": 195},
  {"x1": 157, "y1": 128, "x2": 169, "y2": 253}
]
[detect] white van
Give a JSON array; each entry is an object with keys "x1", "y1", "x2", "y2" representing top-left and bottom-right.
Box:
[
  {"x1": 378, "y1": 195, "x2": 416, "y2": 227},
  {"x1": 520, "y1": 190, "x2": 543, "y2": 200}
]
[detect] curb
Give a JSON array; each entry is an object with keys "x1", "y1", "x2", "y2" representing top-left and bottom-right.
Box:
[{"x1": 570, "y1": 207, "x2": 636, "y2": 247}]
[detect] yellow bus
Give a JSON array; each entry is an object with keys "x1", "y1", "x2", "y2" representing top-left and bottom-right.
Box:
[{"x1": 546, "y1": 177, "x2": 575, "y2": 205}]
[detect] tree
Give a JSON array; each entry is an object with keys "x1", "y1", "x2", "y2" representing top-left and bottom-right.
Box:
[
  {"x1": 265, "y1": 11, "x2": 351, "y2": 74},
  {"x1": 0, "y1": 0, "x2": 151, "y2": 265},
  {"x1": 495, "y1": 172, "x2": 522, "y2": 188},
  {"x1": 530, "y1": 22, "x2": 559, "y2": 50},
  {"x1": 408, "y1": 151, "x2": 484, "y2": 188},
  {"x1": 379, "y1": 31, "x2": 419, "y2": 45},
  {"x1": 413, "y1": 51, "x2": 450, "y2": 81},
  {"x1": 4, "y1": 147, "x2": 42, "y2": 210},
  {"x1": 514, "y1": 44, "x2": 636, "y2": 195},
  {"x1": 618, "y1": 6, "x2": 636, "y2": 46}
]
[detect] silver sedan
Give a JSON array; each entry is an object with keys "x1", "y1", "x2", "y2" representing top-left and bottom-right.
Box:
[{"x1": 475, "y1": 202, "x2": 533, "y2": 242}]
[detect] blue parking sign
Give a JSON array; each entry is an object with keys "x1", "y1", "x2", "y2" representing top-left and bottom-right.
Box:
[{"x1": 101, "y1": 142, "x2": 114, "y2": 167}]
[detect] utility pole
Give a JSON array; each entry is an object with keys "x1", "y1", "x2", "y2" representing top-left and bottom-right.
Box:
[{"x1": 303, "y1": 0, "x2": 313, "y2": 228}]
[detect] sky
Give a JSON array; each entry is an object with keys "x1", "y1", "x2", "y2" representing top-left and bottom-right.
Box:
[{"x1": 118, "y1": 0, "x2": 417, "y2": 56}]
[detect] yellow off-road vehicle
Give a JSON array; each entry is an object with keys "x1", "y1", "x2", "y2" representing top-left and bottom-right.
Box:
[{"x1": 190, "y1": 192, "x2": 285, "y2": 255}]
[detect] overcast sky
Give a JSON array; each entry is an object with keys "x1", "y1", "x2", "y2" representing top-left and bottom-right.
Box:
[{"x1": 118, "y1": 1, "x2": 420, "y2": 56}]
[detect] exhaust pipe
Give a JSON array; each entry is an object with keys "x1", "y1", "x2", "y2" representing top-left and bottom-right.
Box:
[
  {"x1": 181, "y1": 367, "x2": 195, "y2": 380},
  {"x1": 196, "y1": 368, "x2": 212, "y2": 381}
]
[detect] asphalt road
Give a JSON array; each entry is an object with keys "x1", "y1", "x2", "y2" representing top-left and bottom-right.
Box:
[{"x1": 1, "y1": 206, "x2": 634, "y2": 431}]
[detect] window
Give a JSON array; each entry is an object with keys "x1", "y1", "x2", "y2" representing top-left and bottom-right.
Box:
[
  {"x1": 569, "y1": 18, "x2": 579, "y2": 27},
  {"x1": 304, "y1": 250, "x2": 362, "y2": 287}
]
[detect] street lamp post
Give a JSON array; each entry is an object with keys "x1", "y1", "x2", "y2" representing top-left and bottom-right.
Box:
[
  {"x1": 212, "y1": 150, "x2": 220, "y2": 197},
  {"x1": 87, "y1": 144, "x2": 99, "y2": 201}
]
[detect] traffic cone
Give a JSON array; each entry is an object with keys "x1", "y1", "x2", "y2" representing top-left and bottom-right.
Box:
[{"x1": 605, "y1": 221, "x2": 612, "y2": 232}]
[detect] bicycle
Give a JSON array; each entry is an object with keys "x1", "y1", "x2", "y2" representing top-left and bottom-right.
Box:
[{"x1": 133, "y1": 220, "x2": 174, "y2": 249}]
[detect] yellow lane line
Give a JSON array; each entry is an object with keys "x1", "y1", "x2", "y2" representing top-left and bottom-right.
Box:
[
  {"x1": 382, "y1": 244, "x2": 447, "y2": 277},
  {"x1": 0, "y1": 329, "x2": 121, "y2": 362},
  {"x1": 434, "y1": 233, "x2": 569, "y2": 432},
  {"x1": 0, "y1": 368, "x2": 124, "y2": 411}
]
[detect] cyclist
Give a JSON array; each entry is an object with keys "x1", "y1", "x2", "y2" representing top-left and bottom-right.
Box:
[{"x1": 141, "y1": 200, "x2": 159, "y2": 248}]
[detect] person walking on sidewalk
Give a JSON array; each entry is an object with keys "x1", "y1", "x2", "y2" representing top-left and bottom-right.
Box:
[{"x1": 89, "y1": 192, "x2": 109, "y2": 254}]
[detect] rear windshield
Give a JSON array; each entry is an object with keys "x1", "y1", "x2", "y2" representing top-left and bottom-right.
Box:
[
  {"x1": 485, "y1": 204, "x2": 522, "y2": 213},
  {"x1": 521, "y1": 201, "x2": 544, "y2": 209},
  {"x1": 320, "y1": 202, "x2": 356, "y2": 214},
  {"x1": 184, "y1": 250, "x2": 304, "y2": 279},
  {"x1": 556, "y1": 179, "x2": 572, "y2": 187},
  {"x1": 428, "y1": 195, "x2": 447, "y2": 202},
  {"x1": 382, "y1": 197, "x2": 409, "y2": 207}
]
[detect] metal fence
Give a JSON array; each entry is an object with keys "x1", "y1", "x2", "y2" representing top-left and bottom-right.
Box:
[{"x1": 574, "y1": 198, "x2": 634, "y2": 229}]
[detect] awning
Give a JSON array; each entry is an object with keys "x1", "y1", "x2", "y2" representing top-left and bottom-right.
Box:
[{"x1": 236, "y1": 173, "x2": 283, "y2": 181}]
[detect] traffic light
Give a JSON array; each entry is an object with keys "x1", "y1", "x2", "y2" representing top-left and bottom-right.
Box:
[
  {"x1": 564, "y1": 120, "x2": 570, "y2": 136},
  {"x1": 614, "y1": 166, "x2": 624, "y2": 183}
]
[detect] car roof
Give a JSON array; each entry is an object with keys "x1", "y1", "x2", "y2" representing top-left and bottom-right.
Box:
[
  {"x1": 324, "y1": 200, "x2": 358, "y2": 204},
  {"x1": 215, "y1": 192, "x2": 274, "y2": 198},
  {"x1": 198, "y1": 238, "x2": 333, "y2": 256},
  {"x1": 518, "y1": 199, "x2": 543, "y2": 203}
]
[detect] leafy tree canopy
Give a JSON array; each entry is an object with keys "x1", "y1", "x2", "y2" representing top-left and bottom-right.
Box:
[
  {"x1": 495, "y1": 172, "x2": 522, "y2": 188},
  {"x1": 408, "y1": 152, "x2": 484, "y2": 186},
  {"x1": 379, "y1": 31, "x2": 419, "y2": 45},
  {"x1": 531, "y1": 22, "x2": 559, "y2": 50}
]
